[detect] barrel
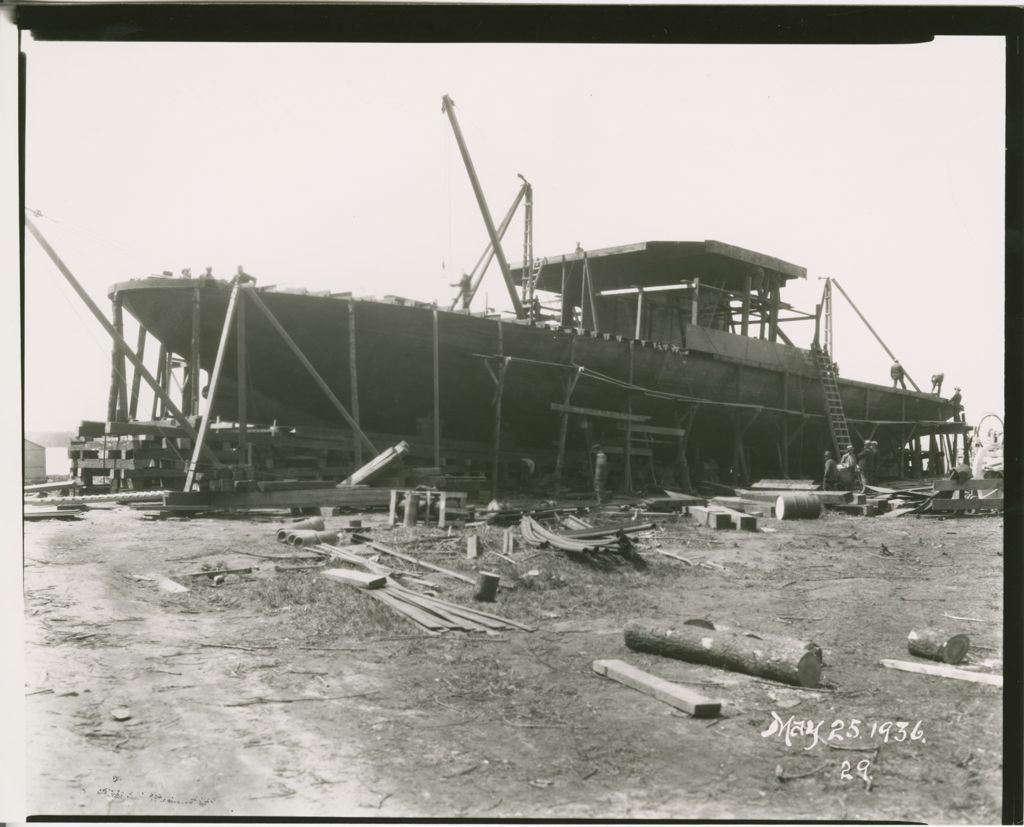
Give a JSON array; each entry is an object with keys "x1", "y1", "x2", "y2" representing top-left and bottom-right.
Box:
[{"x1": 775, "y1": 493, "x2": 823, "y2": 520}]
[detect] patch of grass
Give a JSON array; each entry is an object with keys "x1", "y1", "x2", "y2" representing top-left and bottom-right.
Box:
[{"x1": 242, "y1": 570, "x2": 412, "y2": 639}]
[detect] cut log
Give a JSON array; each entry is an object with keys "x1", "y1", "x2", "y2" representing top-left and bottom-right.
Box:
[
  {"x1": 592, "y1": 659, "x2": 721, "y2": 718},
  {"x1": 624, "y1": 619, "x2": 821, "y2": 687},
  {"x1": 322, "y1": 568, "x2": 387, "y2": 590},
  {"x1": 907, "y1": 629, "x2": 970, "y2": 664},
  {"x1": 880, "y1": 659, "x2": 1001, "y2": 687},
  {"x1": 684, "y1": 619, "x2": 823, "y2": 664}
]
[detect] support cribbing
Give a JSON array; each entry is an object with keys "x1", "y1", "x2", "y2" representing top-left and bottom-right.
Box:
[
  {"x1": 440, "y1": 94, "x2": 526, "y2": 318},
  {"x1": 813, "y1": 346, "x2": 852, "y2": 458}
]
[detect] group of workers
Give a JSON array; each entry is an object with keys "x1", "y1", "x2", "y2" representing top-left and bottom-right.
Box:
[
  {"x1": 823, "y1": 440, "x2": 879, "y2": 491},
  {"x1": 893, "y1": 363, "x2": 964, "y2": 422}
]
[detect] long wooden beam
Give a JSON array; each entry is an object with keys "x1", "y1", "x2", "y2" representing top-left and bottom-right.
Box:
[
  {"x1": 24, "y1": 215, "x2": 216, "y2": 464},
  {"x1": 348, "y1": 300, "x2": 362, "y2": 467},
  {"x1": 831, "y1": 278, "x2": 921, "y2": 392},
  {"x1": 242, "y1": 284, "x2": 377, "y2": 456},
  {"x1": 184, "y1": 279, "x2": 241, "y2": 490},
  {"x1": 127, "y1": 324, "x2": 146, "y2": 420}
]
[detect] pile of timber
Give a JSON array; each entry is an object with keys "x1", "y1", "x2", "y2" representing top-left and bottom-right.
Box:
[
  {"x1": 926, "y1": 476, "x2": 1003, "y2": 514},
  {"x1": 519, "y1": 515, "x2": 632, "y2": 553},
  {"x1": 68, "y1": 419, "x2": 394, "y2": 493},
  {"x1": 689, "y1": 503, "x2": 759, "y2": 531},
  {"x1": 742, "y1": 479, "x2": 885, "y2": 517},
  {"x1": 319, "y1": 544, "x2": 533, "y2": 634}
]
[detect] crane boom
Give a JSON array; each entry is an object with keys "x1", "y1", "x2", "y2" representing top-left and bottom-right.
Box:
[{"x1": 441, "y1": 94, "x2": 526, "y2": 318}]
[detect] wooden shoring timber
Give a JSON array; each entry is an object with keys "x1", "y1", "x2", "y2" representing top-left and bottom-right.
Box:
[
  {"x1": 592, "y1": 659, "x2": 722, "y2": 718},
  {"x1": 236, "y1": 286, "x2": 248, "y2": 452},
  {"x1": 127, "y1": 324, "x2": 146, "y2": 420},
  {"x1": 184, "y1": 278, "x2": 241, "y2": 491},
  {"x1": 24, "y1": 216, "x2": 215, "y2": 463},
  {"x1": 241, "y1": 284, "x2": 376, "y2": 456},
  {"x1": 190, "y1": 286, "x2": 201, "y2": 417},
  {"x1": 879, "y1": 658, "x2": 1001, "y2": 688},
  {"x1": 490, "y1": 355, "x2": 510, "y2": 500},
  {"x1": 553, "y1": 364, "x2": 583, "y2": 496},
  {"x1": 624, "y1": 343, "x2": 635, "y2": 495},
  {"x1": 107, "y1": 294, "x2": 128, "y2": 423},
  {"x1": 150, "y1": 344, "x2": 166, "y2": 421},
  {"x1": 347, "y1": 300, "x2": 363, "y2": 466},
  {"x1": 432, "y1": 308, "x2": 441, "y2": 468}
]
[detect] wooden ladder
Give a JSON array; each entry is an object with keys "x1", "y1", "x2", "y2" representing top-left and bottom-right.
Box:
[{"x1": 813, "y1": 347, "x2": 852, "y2": 458}]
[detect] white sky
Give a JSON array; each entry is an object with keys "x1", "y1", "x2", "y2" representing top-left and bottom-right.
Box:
[{"x1": 22, "y1": 36, "x2": 1005, "y2": 432}]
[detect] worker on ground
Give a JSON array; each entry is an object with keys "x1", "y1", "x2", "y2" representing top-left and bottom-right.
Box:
[
  {"x1": 950, "y1": 387, "x2": 964, "y2": 422},
  {"x1": 890, "y1": 361, "x2": 907, "y2": 390},
  {"x1": 840, "y1": 443, "x2": 862, "y2": 490},
  {"x1": 518, "y1": 457, "x2": 535, "y2": 492},
  {"x1": 869, "y1": 440, "x2": 881, "y2": 479},
  {"x1": 823, "y1": 451, "x2": 839, "y2": 490},
  {"x1": 592, "y1": 444, "x2": 608, "y2": 504},
  {"x1": 931, "y1": 372, "x2": 944, "y2": 395},
  {"x1": 858, "y1": 440, "x2": 877, "y2": 488}
]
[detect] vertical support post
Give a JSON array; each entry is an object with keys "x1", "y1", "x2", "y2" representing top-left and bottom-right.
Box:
[
  {"x1": 691, "y1": 278, "x2": 700, "y2": 326},
  {"x1": 634, "y1": 288, "x2": 644, "y2": 340},
  {"x1": 159, "y1": 348, "x2": 172, "y2": 418},
  {"x1": 348, "y1": 301, "x2": 362, "y2": 467},
  {"x1": 813, "y1": 302, "x2": 822, "y2": 349},
  {"x1": 554, "y1": 362, "x2": 581, "y2": 496},
  {"x1": 184, "y1": 280, "x2": 241, "y2": 491},
  {"x1": 236, "y1": 288, "x2": 248, "y2": 454},
  {"x1": 127, "y1": 325, "x2": 146, "y2": 421},
  {"x1": 559, "y1": 258, "x2": 569, "y2": 327},
  {"x1": 781, "y1": 371, "x2": 790, "y2": 478},
  {"x1": 769, "y1": 279, "x2": 781, "y2": 343},
  {"x1": 741, "y1": 274, "x2": 751, "y2": 337},
  {"x1": 432, "y1": 307, "x2": 441, "y2": 468},
  {"x1": 623, "y1": 343, "x2": 635, "y2": 495},
  {"x1": 491, "y1": 357, "x2": 509, "y2": 500},
  {"x1": 190, "y1": 286, "x2": 201, "y2": 416},
  {"x1": 107, "y1": 294, "x2": 127, "y2": 422},
  {"x1": 151, "y1": 344, "x2": 166, "y2": 421}
]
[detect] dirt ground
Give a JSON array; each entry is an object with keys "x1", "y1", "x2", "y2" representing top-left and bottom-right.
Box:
[{"x1": 22, "y1": 500, "x2": 1003, "y2": 821}]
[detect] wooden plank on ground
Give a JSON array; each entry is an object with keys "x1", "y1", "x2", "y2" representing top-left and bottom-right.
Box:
[
  {"x1": 709, "y1": 497, "x2": 768, "y2": 517},
  {"x1": 932, "y1": 479, "x2": 1004, "y2": 492},
  {"x1": 751, "y1": 479, "x2": 818, "y2": 491},
  {"x1": 929, "y1": 498, "x2": 1004, "y2": 512},
  {"x1": 880, "y1": 658, "x2": 1002, "y2": 687},
  {"x1": 689, "y1": 505, "x2": 732, "y2": 530},
  {"x1": 322, "y1": 568, "x2": 387, "y2": 589},
  {"x1": 592, "y1": 659, "x2": 721, "y2": 718},
  {"x1": 550, "y1": 402, "x2": 650, "y2": 423},
  {"x1": 709, "y1": 505, "x2": 758, "y2": 531}
]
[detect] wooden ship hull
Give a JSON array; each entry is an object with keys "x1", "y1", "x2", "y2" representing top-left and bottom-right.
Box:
[{"x1": 107, "y1": 242, "x2": 958, "y2": 489}]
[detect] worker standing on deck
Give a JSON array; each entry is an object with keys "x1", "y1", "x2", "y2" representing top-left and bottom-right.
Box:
[
  {"x1": 890, "y1": 361, "x2": 907, "y2": 390},
  {"x1": 950, "y1": 387, "x2": 964, "y2": 422},
  {"x1": 592, "y1": 444, "x2": 608, "y2": 504},
  {"x1": 931, "y1": 372, "x2": 944, "y2": 395},
  {"x1": 823, "y1": 451, "x2": 839, "y2": 490}
]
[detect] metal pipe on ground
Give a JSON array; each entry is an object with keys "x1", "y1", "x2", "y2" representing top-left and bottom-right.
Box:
[
  {"x1": 287, "y1": 530, "x2": 340, "y2": 547},
  {"x1": 275, "y1": 516, "x2": 326, "y2": 541}
]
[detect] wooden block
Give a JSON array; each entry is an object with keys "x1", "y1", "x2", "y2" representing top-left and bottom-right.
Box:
[
  {"x1": 323, "y1": 568, "x2": 386, "y2": 589},
  {"x1": 880, "y1": 658, "x2": 1001, "y2": 687},
  {"x1": 592, "y1": 659, "x2": 721, "y2": 718},
  {"x1": 689, "y1": 505, "x2": 732, "y2": 530},
  {"x1": 710, "y1": 504, "x2": 758, "y2": 531},
  {"x1": 930, "y1": 498, "x2": 1003, "y2": 512},
  {"x1": 466, "y1": 535, "x2": 480, "y2": 559}
]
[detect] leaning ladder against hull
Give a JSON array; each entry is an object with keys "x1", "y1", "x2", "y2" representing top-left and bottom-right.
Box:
[{"x1": 813, "y1": 347, "x2": 851, "y2": 458}]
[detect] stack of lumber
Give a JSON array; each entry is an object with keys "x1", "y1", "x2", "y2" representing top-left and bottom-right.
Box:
[
  {"x1": 688, "y1": 503, "x2": 758, "y2": 531},
  {"x1": 318, "y1": 544, "x2": 533, "y2": 634},
  {"x1": 927, "y1": 477, "x2": 1003, "y2": 514},
  {"x1": 68, "y1": 418, "x2": 371, "y2": 493},
  {"x1": 743, "y1": 479, "x2": 880, "y2": 517}
]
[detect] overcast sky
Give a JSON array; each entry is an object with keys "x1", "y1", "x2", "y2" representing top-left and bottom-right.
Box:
[{"x1": 22, "y1": 36, "x2": 1005, "y2": 433}]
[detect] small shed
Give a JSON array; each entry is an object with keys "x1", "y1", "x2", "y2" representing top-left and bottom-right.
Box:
[{"x1": 24, "y1": 438, "x2": 46, "y2": 483}]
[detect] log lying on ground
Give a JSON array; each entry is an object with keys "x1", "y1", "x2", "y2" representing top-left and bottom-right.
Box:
[
  {"x1": 907, "y1": 628, "x2": 970, "y2": 664},
  {"x1": 624, "y1": 619, "x2": 821, "y2": 687},
  {"x1": 684, "y1": 619, "x2": 823, "y2": 664},
  {"x1": 592, "y1": 659, "x2": 721, "y2": 718}
]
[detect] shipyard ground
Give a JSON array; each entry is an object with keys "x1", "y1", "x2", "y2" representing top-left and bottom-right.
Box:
[{"x1": 24, "y1": 505, "x2": 1002, "y2": 821}]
